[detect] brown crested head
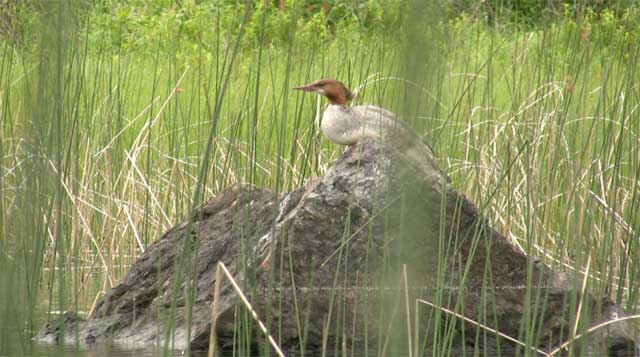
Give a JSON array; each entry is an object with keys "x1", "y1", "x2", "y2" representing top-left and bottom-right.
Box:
[{"x1": 293, "y1": 78, "x2": 353, "y2": 105}]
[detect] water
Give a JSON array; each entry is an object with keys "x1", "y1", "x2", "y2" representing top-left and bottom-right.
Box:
[
  {"x1": 0, "y1": 260, "x2": 194, "y2": 357},
  {"x1": 0, "y1": 313, "x2": 162, "y2": 356},
  {"x1": 1, "y1": 342, "x2": 194, "y2": 357},
  {"x1": 0, "y1": 308, "x2": 205, "y2": 357},
  {"x1": 1, "y1": 264, "x2": 636, "y2": 356}
]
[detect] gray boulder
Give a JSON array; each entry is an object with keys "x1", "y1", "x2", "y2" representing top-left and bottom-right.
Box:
[{"x1": 35, "y1": 139, "x2": 639, "y2": 355}]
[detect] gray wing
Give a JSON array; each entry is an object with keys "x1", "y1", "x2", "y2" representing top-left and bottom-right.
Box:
[
  {"x1": 351, "y1": 105, "x2": 435, "y2": 155},
  {"x1": 350, "y1": 105, "x2": 417, "y2": 138},
  {"x1": 351, "y1": 105, "x2": 397, "y2": 122},
  {"x1": 359, "y1": 105, "x2": 398, "y2": 118}
]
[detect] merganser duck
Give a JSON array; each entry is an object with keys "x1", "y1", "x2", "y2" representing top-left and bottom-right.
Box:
[{"x1": 293, "y1": 78, "x2": 419, "y2": 146}]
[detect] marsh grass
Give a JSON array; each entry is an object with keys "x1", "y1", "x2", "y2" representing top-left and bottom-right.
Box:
[{"x1": 0, "y1": 0, "x2": 638, "y2": 356}]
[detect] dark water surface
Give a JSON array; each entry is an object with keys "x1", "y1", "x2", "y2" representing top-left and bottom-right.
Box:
[
  {"x1": 1, "y1": 268, "x2": 635, "y2": 356},
  {"x1": 1, "y1": 342, "x2": 193, "y2": 357},
  {"x1": 0, "y1": 309, "x2": 214, "y2": 357},
  {"x1": 0, "y1": 295, "x2": 200, "y2": 357},
  {"x1": 0, "y1": 261, "x2": 194, "y2": 357}
]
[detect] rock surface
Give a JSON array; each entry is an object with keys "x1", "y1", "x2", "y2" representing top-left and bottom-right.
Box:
[{"x1": 35, "y1": 139, "x2": 638, "y2": 355}]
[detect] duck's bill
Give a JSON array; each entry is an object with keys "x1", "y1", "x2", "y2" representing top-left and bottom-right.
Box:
[{"x1": 292, "y1": 84, "x2": 316, "y2": 92}]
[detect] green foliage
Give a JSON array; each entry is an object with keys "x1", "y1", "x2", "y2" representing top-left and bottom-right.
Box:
[
  {"x1": 6, "y1": 0, "x2": 640, "y2": 60},
  {"x1": 61, "y1": 0, "x2": 405, "y2": 62},
  {"x1": 447, "y1": 2, "x2": 640, "y2": 60},
  {"x1": 448, "y1": 0, "x2": 640, "y2": 27},
  {"x1": 0, "y1": 0, "x2": 41, "y2": 44}
]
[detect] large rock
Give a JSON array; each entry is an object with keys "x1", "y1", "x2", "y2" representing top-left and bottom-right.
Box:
[{"x1": 35, "y1": 139, "x2": 638, "y2": 355}]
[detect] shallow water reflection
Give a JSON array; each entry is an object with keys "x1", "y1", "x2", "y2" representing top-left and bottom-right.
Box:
[{"x1": 12, "y1": 343, "x2": 197, "y2": 357}]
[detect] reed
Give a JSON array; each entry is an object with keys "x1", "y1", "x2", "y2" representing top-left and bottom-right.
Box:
[{"x1": 0, "y1": 0, "x2": 638, "y2": 355}]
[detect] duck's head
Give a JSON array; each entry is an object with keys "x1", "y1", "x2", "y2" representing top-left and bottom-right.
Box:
[{"x1": 293, "y1": 78, "x2": 353, "y2": 105}]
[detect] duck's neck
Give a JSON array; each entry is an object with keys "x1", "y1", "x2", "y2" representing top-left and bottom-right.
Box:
[{"x1": 327, "y1": 103, "x2": 350, "y2": 110}]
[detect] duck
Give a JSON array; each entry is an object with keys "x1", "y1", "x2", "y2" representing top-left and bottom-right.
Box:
[{"x1": 293, "y1": 78, "x2": 421, "y2": 146}]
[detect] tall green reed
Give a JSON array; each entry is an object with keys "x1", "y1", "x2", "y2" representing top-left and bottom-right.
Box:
[{"x1": 0, "y1": 0, "x2": 638, "y2": 355}]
